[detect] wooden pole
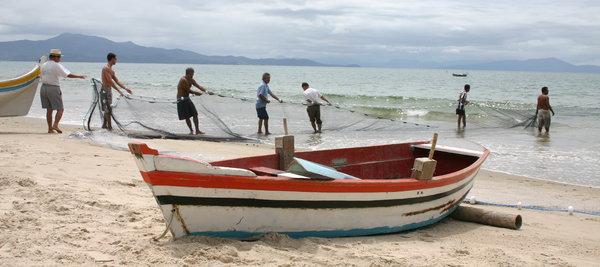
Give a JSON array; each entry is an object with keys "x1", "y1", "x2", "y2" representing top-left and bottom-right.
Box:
[
  {"x1": 451, "y1": 205, "x2": 522, "y2": 230},
  {"x1": 283, "y1": 118, "x2": 289, "y2": 135},
  {"x1": 428, "y1": 133, "x2": 438, "y2": 159}
]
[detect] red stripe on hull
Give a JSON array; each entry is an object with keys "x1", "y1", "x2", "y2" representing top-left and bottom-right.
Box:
[{"x1": 140, "y1": 149, "x2": 487, "y2": 193}]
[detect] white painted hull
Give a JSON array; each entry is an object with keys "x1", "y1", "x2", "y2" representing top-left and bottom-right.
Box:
[{"x1": 153, "y1": 179, "x2": 473, "y2": 238}]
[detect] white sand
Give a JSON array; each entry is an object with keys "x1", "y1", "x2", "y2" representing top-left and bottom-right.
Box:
[{"x1": 1, "y1": 117, "x2": 599, "y2": 266}]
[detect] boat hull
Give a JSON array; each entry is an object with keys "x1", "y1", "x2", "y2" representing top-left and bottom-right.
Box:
[
  {"x1": 0, "y1": 66, "x2": 41, "y2": 117},
  {"x1": 148, "y1": 174, "x2": 474, "y2": 238},
  {"x1": 130, "y1": 142, "x2": 487, "y2": 239}
]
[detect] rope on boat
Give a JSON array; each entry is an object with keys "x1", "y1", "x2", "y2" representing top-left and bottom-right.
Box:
[
  {"x1": 463, "y1": 200, "x2": 600, "y2": 217},
  {"x1": 153, "y1": 208, "x2": 176, "y2": 241}
]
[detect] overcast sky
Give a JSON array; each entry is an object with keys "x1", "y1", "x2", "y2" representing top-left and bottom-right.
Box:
[{"x1": 2, "y1": 0, "x2": 600, "y2": 65}]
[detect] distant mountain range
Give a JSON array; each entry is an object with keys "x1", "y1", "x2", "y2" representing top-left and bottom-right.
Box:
[
  {"x1": 1, "y1": 33, "x2": 599, "y2": 72},
  {"x1": 444, "y1": 58, "x2": 600, "y2": 73},
  {"x1": 384, "y1": 58, "x2": 600, "y2": 73},
  {"x1": 0, "y1": 33, "x2": 355, "y2": 67}
]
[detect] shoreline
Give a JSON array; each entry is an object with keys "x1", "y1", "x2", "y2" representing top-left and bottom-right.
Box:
[
  {"x1": 1, "y1": 116, "x2": 599, "y2": 265},
  {"x1": 27, "y1": 114, "x2": 600, "y2": 190},
  {"x1": 481, "y1": 168, "x2": 600, "y2": 190}
]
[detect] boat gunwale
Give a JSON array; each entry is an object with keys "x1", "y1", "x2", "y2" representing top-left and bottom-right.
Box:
[
  {"x1": 0, "y1": 65, "x2": 41, "y2": 88},
  {"x1": 137, "y1": 142, "x2": 489, "y2": 193}
]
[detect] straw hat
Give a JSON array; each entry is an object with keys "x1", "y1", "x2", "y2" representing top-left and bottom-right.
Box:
[{"x1": 49, "y1": 49, "x2": 62, "y2": 56}]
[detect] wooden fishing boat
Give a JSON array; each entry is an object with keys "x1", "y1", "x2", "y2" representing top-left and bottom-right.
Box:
[
  {"x1": 0, "y1": 64, "x2": 41, "y2": 117},
  {"x1": 128, "y1": 141, "x2": 489, "y2": 239}
]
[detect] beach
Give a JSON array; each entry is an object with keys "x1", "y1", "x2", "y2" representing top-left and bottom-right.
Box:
[
  {"x1": 1, "y1": 116, "x2": 599, "y2": 266},
  {"x1": 4, "y1": 61, "x2": 600, "y2": 188}
]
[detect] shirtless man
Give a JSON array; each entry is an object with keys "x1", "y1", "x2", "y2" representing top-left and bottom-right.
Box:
[
  {"x1": 177, "y1": 68, "x2": 213, "y2": 134},
  {"x1": 101, "y1": 52, "x2": 132, "y2": 130},
  {"x1": 536, "y1": 86, "x2": 555, "y2": 133}
]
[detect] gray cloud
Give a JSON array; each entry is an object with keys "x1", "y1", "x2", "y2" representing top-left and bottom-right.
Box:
[{"x1": 1, "y1": 0, "x2": 599, "y2": 65}]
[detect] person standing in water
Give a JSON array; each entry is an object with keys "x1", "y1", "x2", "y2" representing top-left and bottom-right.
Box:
[
  {"x1": 101, "y1": 52, "x2": 133, "y2": 131},
  {"x1": 302, "y1": 82, "x2": 331, "y2": 133},
  {"x1": 456, "y1": 84, "x2": 470, "y2": 129},
  {"x1": 256, "y1": 72, "x2": 283, "y2": 135},
  {"x1": 40, "y1": 49, "x2": 86, "y2": 133},
  {"x1": 536, "y1": 86, "x2": 555, "y2": 134},
  {"x1": 177, "y1": 67, "x2": 213, "y2": 135}
]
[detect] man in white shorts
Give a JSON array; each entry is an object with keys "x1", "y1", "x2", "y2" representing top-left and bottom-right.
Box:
[{"x1": 40, "y1": 49, "x2": 85, "y2": 133}]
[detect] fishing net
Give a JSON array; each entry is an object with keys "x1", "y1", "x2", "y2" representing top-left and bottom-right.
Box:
[
  {"x1": 83, "y1": 79, "x2": 435, "y2": 142},
  {"x1": 467, "y1": 102, "x2": 537, "y2": 129},
  {"x1": 84, "y1": 79, "x2": 247, "y2": 141}
]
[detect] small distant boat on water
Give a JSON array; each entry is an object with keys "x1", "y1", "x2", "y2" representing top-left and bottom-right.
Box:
[
  {"x1": 128, "y1": 141, "x2": 489, "y2": 239},
  {"x1": 452, "y1": 73, "x2": 468, "y2": 77},
  {"x1": 0, "y1": 62, "x2": 42, "y2": 117}
]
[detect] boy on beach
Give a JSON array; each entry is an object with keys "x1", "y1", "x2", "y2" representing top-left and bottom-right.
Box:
[
  {"x1": 101, "y1": 52, "x2": 133, "y2": 131},
  {"x1": 536, "y1": 86, "x2": 555, "y2": 134},
  {"x1": 302, "y1": 82, "x2": 331, "y2": 133},
  {"x1": 177, "y1": 67, "x2": 213, "y2": 135},
  {"x1": 456, "y1": 84, "x2": 470, "y2": 129},
  {"x1": 256, "y1": 72, "x2": 283, "y2": 135},
  {"x1": 40, "y1": 49, "x2": 86, "y2": 133}
]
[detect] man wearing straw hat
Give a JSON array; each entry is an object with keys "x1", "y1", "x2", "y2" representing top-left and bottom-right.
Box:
[{"x1": 40, "y1": 49, "x2": 86, "y2": 133}]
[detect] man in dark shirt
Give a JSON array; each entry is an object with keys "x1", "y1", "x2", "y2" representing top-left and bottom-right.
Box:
[{"x1": 456, "y1": 84, "x2": 470, "y2": 129}]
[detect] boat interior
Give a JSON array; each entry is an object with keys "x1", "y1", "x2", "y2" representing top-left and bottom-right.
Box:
[{"x1": 211, "y1": 142, "x2": 482, "y2": 180}]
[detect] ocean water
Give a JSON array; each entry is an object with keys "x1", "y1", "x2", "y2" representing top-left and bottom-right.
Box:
[{"x1": 2, "y1": 61, "x2": 600, "y2": 187}]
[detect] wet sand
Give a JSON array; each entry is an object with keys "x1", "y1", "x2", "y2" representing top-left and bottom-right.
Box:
[{"x1": 1, "y1": 117, "x2": 599, "y2": 266}]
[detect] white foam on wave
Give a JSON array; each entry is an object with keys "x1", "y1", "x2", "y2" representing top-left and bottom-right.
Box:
[{"x1": 404, "y1": 109, "x2": 429, "y2": 117}]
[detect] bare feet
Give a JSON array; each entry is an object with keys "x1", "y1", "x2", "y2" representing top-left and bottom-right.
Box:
[
  {"x1": 196, "y1": 131, "x2": 205, "y2": 135},
  {"x1": 52, "y1": 126, "x2": 62, "y2": 134},
  {"x1": 257, "y1": 131, "x2": 263, "y2": 134},
  {"x1": 48, "y1": 129, "x2": 55, "y2": 134},
  {"x1": 265, "y1": 132, "x2": 271, "y2": 135}
]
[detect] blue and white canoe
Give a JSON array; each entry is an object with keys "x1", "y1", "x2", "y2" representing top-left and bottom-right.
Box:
[
  {"x1": 0, "y1": 64, "x2": 41, "y2": 117},
  {"x1": 128, "y1": 141, "x2": 489, "y2": 239}
]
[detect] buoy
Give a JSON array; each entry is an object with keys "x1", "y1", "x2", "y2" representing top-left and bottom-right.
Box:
[
  {"x1": 469, "y1": 196, "x2": 476, "y2": 204},
  {"x1": 517, "y1": 202, "x2": 522, "y2": 210},
  {"x1": 568, "y1": 206, "x2": 574, "y2": 215}
]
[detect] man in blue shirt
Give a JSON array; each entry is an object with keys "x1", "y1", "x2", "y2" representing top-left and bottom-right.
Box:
[{"x1": 256, "y1": 72, "x2": 282, "y2": 135}]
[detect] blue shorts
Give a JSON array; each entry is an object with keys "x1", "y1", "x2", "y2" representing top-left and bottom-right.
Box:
[{"x1": 256, "y1": 107, "x2": 269, "y2": 119}]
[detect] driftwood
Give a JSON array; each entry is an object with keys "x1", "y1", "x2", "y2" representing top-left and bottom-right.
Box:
[{"x1": 451, "y1": 205, "x2": 522, "y2": 230}]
